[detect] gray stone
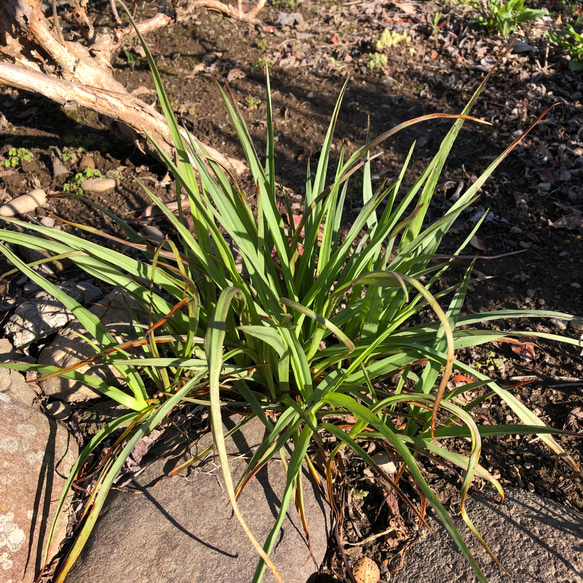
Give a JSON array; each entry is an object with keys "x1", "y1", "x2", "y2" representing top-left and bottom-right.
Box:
[
  {"x1": 276, "y1": 12, "x2": 306, "y2": 30},
  {"x1": 68, "y1": 416, "x2": 330, "y2": 583},
  {"x1": 0, "y1": 368, "x2": 79, "y2": 582},
  {"x1": 5, "y1": 291, "x2": 73, "y2": 349},
  {"x1": 512, "y1": 41, "x2": 537, "y2": 53},
  {"x1": 37, "y1": 288, "x2": 136, "y2": 401},
  {"x1": 4, "y1": 281, "x2": 102, "y2": 349},
  {"x1": 549, "y1": 318, "x2": 568, "y2": 331},
  {"x1": 392, "y1": 488, "x2": 583, "y2": 583}
]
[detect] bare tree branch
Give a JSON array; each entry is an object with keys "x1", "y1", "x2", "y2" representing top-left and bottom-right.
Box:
[
  {"x1": 0, "y1": 60, "x2": 246, "y2": 174},
  {"x1": 0, "y1": 0, "x2": 266, "y2": 175},
  {"x1": 176, "y1": 0, "x2": 266, "y2": 23}
]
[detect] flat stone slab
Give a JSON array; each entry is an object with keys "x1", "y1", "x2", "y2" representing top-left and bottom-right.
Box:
[
  {"x1": 0, "y1": 367, "x2": 78, "y2": 582},
  {"x1": 393, "y1": 487, "x2": 583, "y2": 583},
  {"x1": 68, "y1": 416, "x2": 330, "y2": 583},
  {"x1": 38, "y1": 288, "x2": 138, "y2": 401}
]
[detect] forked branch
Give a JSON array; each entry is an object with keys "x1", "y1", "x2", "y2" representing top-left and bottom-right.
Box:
[{"x1": 0, "y1": 0, "x2": 263, "y2": 174}]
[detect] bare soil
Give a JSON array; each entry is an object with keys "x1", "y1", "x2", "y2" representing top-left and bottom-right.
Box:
[{"x1": 1, "y1": 1, "x2": 582, "y2": 582}]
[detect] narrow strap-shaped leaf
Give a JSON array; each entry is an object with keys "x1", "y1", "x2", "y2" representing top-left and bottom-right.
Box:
[
  {"x1": 281, "y1": 297, "x2": 354, "y2": 357},
  {"x1": 322, "y1": 392, "x2": 490, "y2": 583},
  {"x1": 206, "y1": 287, "x2": 282, "y2": 583}
]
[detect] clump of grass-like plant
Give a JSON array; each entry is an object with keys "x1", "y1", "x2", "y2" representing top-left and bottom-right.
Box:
[{"x1": 0, "y1": 29, "x2": 580, "y2": 583}]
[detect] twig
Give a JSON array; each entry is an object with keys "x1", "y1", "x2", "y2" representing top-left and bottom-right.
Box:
[
  {"x1": 344, "y1": 526, "x2": 399, "y2": 547},
  {"x1": 109, "y1": 0, "x2": 123, "y2": 27},
  {"x1": 51, "y1": 0, "x2": 65, "y2": 44}
]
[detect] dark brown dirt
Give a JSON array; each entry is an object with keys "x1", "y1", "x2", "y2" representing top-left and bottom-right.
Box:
[{"x1": 1, "y1": 1, "x2": 582, "y2": 582}]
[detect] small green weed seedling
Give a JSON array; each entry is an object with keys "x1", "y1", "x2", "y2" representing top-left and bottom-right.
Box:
[
  {"x1": 474, "y1": 351, "x2": 504, "y2": 372},
  {"x1": 63, "y1": 133, "x2": 102, "y2": 149},
  {"x1": 367, "y1": 52, "x2": 388, "y2": 70},
  {"x1": 375, "y1": 28, "x2": 410, "y2": 51},
  {"x1": 3, "y1": 147, "x2": 33, "y2": 168},
  {"x1": 256, "y1": 38, "x2": 269, "y2": 51},
  {"x1": 62, "y1": 168, "x2": 105, "y2": 195},
  {"x1": 50, "y1": 145, "x2": 86, "y2": 164},
  {"x1": 122, "y1": 49, "x2": 139, "y2": 67},
  {"x1": 245, "y1": 95, "x2": 262, "y2": 109},
  {"x1": 430, "y1": 11, "x2": 443, "y2": 38},
  {"x1": 252, "y1": 57, "x2": 275, "y2": 72},
  {"x1": 466, "y1": 0, "x2": 545, "y2": 40},
  {"x1": 547, "y1": 24, "x2": 583, "y2": 70}
]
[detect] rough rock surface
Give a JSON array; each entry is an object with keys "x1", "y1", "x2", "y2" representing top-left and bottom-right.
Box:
[
  {"x1": 392, "y1": 487, "x2": 583, "y2": 583},
  {"x1": 0, "y1": 368, "x2": 78, "y2": 583},
  {"x1": 67, "y1": 416, "x2": 330, "y2": 583},
  {"x1": 4, "y1": 281, "x2": 102, "y2": 349},
  {"x1": 37, "y1": 288, "x2": 138, "y2": 401},
  {"x1": 0, "y1": 338, "x2": 22, "y2": 362}
]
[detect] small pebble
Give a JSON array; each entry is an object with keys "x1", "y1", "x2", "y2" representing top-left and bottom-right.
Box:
[
  {"x1": 519, "y1": 241, "x2": 531, "y2": 249},
  {"x1": 24, "y1": 282, "x2": 41, "y2": 294},
  {"x1": 40, "y1": 216, "x2": 56, "y2": 228},
  {"x1": 0, "y1": 189, "x2": 47, "y2": 216},
  {"x1": 226, "y1": 68, "x2": 246, "y2": 82},
  {"x1": 549, "y1": 318, "x2": 568, "y2": 331},
  {"x1": 82, "y1": 177, "x2": 117, "y2": 193},
  {"x1": 571, "y1": 282, "x2": 581, "y2": 289},
  {"x1": 371, "y1": 452, "x2": 397, "y2": 476},
  {"x1": 559, "y1": 251, "x2": 569, "y2": 257},
  {"x1": 537, "y1": 182, "x2": 551, "y2": 191},
  {"x1": 510, "y1": 226, "x2": 523, "y2": 235},
  {"x1": 570, "y1": 319, "x2": 583, "y2": 331},
  {"x1": 527, "y1": 289, "x2": 536, "y2": 297},
  {"x1": 140, "y1": 225, "x2": 165, "y2": 241},
  {"x1": 527, "y1": 482, "x2": 535, "y2": 493}
]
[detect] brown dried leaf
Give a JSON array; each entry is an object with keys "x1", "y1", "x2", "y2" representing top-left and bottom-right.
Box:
[
  {"x1": 551, "y1": 215, "x2": 583, "y2": 230},
  {"x1": 470, "y1": 235, "x2": 487, "y2": 251}
]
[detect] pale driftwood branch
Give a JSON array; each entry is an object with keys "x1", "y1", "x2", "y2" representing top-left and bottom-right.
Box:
[
  {"x1": 0, "y1": 61, "x2": 246, "y2": 174},
  {"x1": 89, "y1": 12, "x2": 173, "y2": 63},
  {"x1": 0, "y1": 0, "x2": 265, "y2": 175},
  {"x1": 176, "y1": 0, "x2": 266, "y2": 23}
]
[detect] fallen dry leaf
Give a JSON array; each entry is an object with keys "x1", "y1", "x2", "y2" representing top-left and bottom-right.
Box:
[
  {"x1": 452, "y1": 373, "x2": 474, "y2": 385},
  {"x1": 551, "y1": 215, "x2": 583, "y2": 230},
  {"x1": 393, "y1": 1, "x2": 416, "y2": 15},
  {"x1": 497, "y1": 338, "x2": 537, "y2": 362},
  {"x1": 470, "y1": 235, "x2": 487, "y2": 251},
  {"x1": 510, "y1": 342, "x2": 536, "y2": 362}
]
